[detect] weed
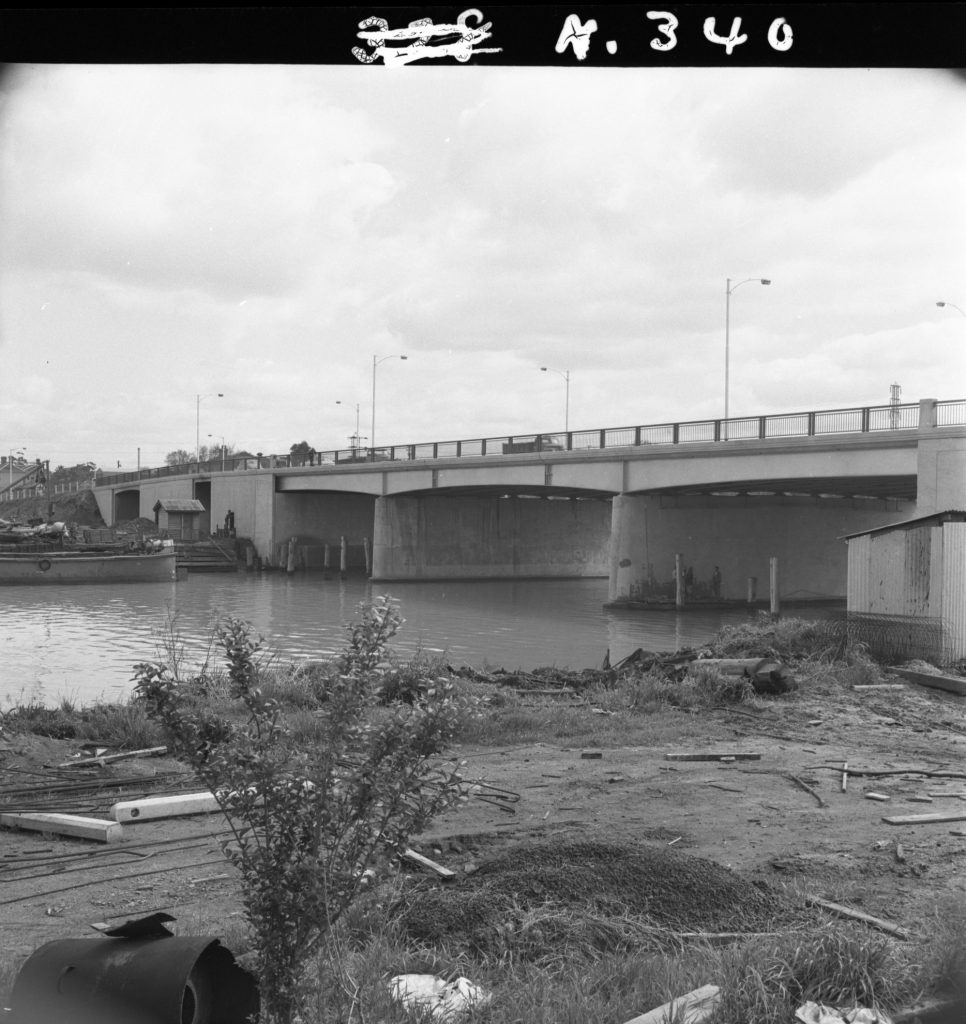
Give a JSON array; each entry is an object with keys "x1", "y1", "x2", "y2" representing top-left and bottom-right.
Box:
[{"x1": 134, "y1": 597, "x2": 475, "y2": 1024}]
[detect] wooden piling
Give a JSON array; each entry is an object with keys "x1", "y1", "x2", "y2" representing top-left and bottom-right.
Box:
[
  {"x1": 323, "y1": 543, "x2": 331, "y2": 578},
  {"x1": 287, "y1": 537, "x2": 296, "y2": 574},
  {"x1": 364, "y1": 536, "x2": 372, "y2": 576},
  {"x1": 747, "y1": 576, "x2": 757, "y2": 604},
  {"x1": 340, "y1": 536, "x2": 348, "y2": 579},
  {"x1": 769, "y1": 557, "x2": 780, "y2": 616},
  {"x1": 675, "y1": 553, "x2": 684, "y2": 608}
]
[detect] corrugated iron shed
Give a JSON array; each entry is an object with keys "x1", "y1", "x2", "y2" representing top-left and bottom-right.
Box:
[
  {"x1": 841, "y1": 510, "x2": 966, "y2": 540},
  {"x1": 844, "y1": 509, "x2": 966, "y2": 664}
]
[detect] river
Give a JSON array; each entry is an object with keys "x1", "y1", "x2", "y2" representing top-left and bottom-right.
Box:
[{"x1": 0, "y1": 572, "x2": 841, "y2": 708}]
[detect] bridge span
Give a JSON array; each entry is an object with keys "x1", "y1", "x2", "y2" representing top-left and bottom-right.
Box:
[{"x1": 93, "y1": 398, "x2": 966, "y2": 604}]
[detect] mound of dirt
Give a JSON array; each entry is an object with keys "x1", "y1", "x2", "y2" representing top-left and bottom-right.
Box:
[
  {"x1": 1, "y1": 489, "x2": 105, "y2": 529},
  {"x1": 397, "y1": 839, "x2": 790, "y2": 953}
]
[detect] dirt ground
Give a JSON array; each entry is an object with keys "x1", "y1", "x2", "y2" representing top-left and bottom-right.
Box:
[{"x1": 2, "y1": 672, "x2": 965, "y2": 999}]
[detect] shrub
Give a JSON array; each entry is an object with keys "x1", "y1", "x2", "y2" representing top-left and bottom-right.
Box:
[{"x1": 133, "y1": 596, "x2": 475, "y2": 1024}]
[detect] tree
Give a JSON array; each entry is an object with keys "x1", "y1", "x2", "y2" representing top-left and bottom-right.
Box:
[
  {"x1": 133, "y1": 598, "x2": 474, "y2": 1024},
  {"x1": 165, "y1": 449, "x2": 192, "y2": 467},
  {"x1": 289, "y1": 440, "x2": 316, "y2": 466}
]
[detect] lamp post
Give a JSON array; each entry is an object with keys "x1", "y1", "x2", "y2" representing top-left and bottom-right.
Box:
[
  {"x1": 371, "y1": 354, "x2": 407, "y2": 455},
  {"x1": 196, "y1": 392, "x2": 223, "y2": 462},
  {"x1": 208, "y1": 434, "x2": 226, "y2": 471},
  {"x1": 936, "y1": 300, "x2": 966, "y2": 318},
  {"x1": 725, "y1": 277, "x2": 771, "y2": 435},
  {"x1": 539, "y1": 366, "x2": 571, "y2": 432}
]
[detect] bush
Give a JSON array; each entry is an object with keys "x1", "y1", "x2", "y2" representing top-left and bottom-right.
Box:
[{"x1": 134, "y1": 596, "x2": 475, "y2": 1024}]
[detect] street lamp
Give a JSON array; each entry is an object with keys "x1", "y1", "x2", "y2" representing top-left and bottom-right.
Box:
[
  {"x1": 540, "y1": 367, "x2": 571, "y2": 432},
  {"x1": 208, "y1": 433, "x2": 226, "y2": 471},
  {"x1": 936, "y1": 300, "x2": 966, "y2": 318},
  {"x1": 725, "y1": 277, "x2": 771, "y2": 434},
  {"x1": 196, "y1": 392, "x2": 223, "y2": 462},
  {"x1": 371, "y1": 354, "x2": 407, "y2": 454}
]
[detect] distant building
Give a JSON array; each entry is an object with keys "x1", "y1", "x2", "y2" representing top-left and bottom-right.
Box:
[
  {"x1": 153, "y1": 498, "x2": 206, "y2": 540},
  {"x1": 0, "y1": 458, "x2": 47, "y2": 503}
]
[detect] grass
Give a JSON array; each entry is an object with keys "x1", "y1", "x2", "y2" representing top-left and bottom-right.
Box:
[{"x1": 4, "y1": 613, "x2": 964, "y2": 1022}]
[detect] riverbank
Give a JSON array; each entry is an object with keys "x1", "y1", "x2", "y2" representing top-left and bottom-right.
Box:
[{"x1": 2, "y1": 616, "x2": 965, "y2": 1022}]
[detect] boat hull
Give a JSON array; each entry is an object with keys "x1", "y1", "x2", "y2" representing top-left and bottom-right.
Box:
[{"x1": 0, "y1": 549, "x2": 178, "y2": 584}]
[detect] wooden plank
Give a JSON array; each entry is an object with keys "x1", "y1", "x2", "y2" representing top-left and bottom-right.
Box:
[
  {"x1": 110, "y1": 792, "x2": 220, "y2": 822},
  {"x1": 805, "y1": 896, "x2": 909, "y2": 939},
  {"x1": 890, "y1": 668, "x2": 966, "y2": 697},
  {"x1": 622, "y1": 984, "x2": 721, "y2": 1024},
  {"x1": 1, "y1": 812, "x2": 122, "y2": 843},
  {"x1": 57, "y1": 745, "x2": 168, "y2": 768},
  {"x1": 400, "y1": 848, "x2": 456, "y2": 879},
  {"x1": 665, "y1": 752, "x2": 761, "y2": 762},
  {"x1": 882, "y1": 812, "x2": 966, "y2": 826}
]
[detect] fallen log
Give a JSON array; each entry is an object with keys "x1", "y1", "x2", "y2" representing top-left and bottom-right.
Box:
[
  {"x1": 1, "y1": 812, "x2": 122, "y2": 843},
  {"x1": 56, "y1": 746, "x2": 168, "y2": 768},
  {"x1": 805, "y1": 896, "x2": 909, "y2": 939}
]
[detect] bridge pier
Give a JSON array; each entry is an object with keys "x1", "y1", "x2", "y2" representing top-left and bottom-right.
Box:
[{"x1": 371, "y1": 493, "x2": 611, "y2": 581}]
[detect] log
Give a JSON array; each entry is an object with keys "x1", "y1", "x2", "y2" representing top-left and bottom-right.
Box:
[
  {"x1": 665, "y1": 752, "x2": 761, "y2": 762},
  {"x1": 110, "y1": 792, "x2": 220, "y2": 822},
  {"x1": 400, "y1": 848, "x2": 456, "y2": 879},
  {"x1": 882, "y1": 812, "x2": 966, "y2": 826},
  {"x1": 805, "y1": 896, "x2": 909, "y2": 939},
  {"x1": 890, "y1": 668, "x2": 966, "y2": 697},
  {"x1": 57, "y1": 746, "x2": 168, "y2": 768},
  {"x1": 622, "y1": 984, "x2": 721, "y2": 1024},
  {"x1": 1, "y1": 812, "x2": 122, "y2": 843}
]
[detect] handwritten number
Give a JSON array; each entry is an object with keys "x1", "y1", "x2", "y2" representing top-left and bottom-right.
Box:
[
  {"x1": 702, "y1": 17, "x2": 748, "y2": 56},
  {"x1": 767, "y1": 17, "x2": 793, "y2": 51},
  {"x1": 646, "y1": 11, "x2": 678, "y2": 52}
]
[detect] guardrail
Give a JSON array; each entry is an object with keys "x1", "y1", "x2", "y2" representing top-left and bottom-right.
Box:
[{"x1": 95, "y1": 398, "x2": 966, "y2": 487}]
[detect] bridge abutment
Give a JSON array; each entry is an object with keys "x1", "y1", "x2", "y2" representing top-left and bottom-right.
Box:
[
  {"x1": 916, "y1": 398, "x2": 966, "y2": 514},
  {"x1": 371, "y1": 493, "x2": 611, "y2": 581}
]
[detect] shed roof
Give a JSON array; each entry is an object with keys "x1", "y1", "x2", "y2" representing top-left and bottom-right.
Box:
[
  {"x1": 153, "y1": 498, "x2": 206, "y2": 513},
  {"x1": 841, "y1": 509, "x2": 966, "y2": 541}
]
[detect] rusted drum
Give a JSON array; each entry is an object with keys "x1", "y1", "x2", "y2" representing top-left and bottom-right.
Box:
[{"x1": 9, "y1": 936, "x2": 259, "y2": 1024}]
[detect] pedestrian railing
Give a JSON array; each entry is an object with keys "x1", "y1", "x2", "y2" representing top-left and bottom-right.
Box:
[{"x1": 95, "y1": 398, "x2": 965, "y2": 486}]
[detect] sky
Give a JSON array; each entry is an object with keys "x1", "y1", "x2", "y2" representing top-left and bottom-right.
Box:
[{"x1": 1, "y1": 58, "x2": 964, "y2": 471}]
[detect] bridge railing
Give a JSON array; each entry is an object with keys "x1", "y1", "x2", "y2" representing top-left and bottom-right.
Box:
[{"x1": 95, "y1": 398, "x2": 964, "y2": 486}]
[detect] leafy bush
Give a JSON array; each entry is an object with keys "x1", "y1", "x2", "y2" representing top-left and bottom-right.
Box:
[{"x1": 134, "y1": 596, "x2": 475, "y2": 1024}]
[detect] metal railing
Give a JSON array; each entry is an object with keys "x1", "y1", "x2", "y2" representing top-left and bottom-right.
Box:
[{"x1": 95, "y1": 398, "x2": 965, "y2": 487}]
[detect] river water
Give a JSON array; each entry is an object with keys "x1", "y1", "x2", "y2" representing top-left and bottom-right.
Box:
[{"x1": 0, "y1": 572, "x2": 840, "y2": 708}]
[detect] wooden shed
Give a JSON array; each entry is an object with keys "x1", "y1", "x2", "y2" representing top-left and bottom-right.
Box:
[
  {"x1": 844, "y1": 510, "x2": 966, "y2": 665},
  {"x1": 153, "y1": 498, "x2": 206, "y2": 540}
]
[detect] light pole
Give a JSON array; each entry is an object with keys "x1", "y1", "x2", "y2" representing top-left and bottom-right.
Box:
[
  {"x1": 208, "y1": 433, "x2": 226, "y2": 471},
  {"x1": 936, "y1": 300, "x2": 966, "y2": 318},
  {"x1": 371, "y1": 354, "x2": 407, "y2": 455},
  {"x1": 725, "y1": 277, "x2": 771, "y2": 433},
  {"x1": 540, "y1": 366, "x2": 571, "y2": 432},
  {"x1": 196, "y1": 392, "x2": 223, "y2": 462}
]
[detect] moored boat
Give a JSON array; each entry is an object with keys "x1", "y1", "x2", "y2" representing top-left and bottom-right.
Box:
[{"x1": 0, "y1": 543, "x2": 178, "y2": 584}]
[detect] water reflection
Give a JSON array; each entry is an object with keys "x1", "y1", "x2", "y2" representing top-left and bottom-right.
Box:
[{"x1": 0, "y1": 573, "x2": 840, "y2": 708}]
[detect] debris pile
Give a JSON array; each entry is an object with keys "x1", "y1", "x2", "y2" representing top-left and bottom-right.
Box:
[{"x1": 396, "y1": 839, "x2": 791, "y2": 955}]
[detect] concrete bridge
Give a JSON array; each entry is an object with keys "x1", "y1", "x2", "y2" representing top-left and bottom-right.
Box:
[{"x1": 92, "y1": 398, "x2": 966, "y2": 604}]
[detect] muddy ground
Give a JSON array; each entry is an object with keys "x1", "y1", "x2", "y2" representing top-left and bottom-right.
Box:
[{"x1": 2, "y1": 671, "x2": 965, "y2": 999}]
